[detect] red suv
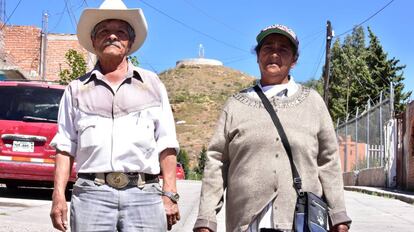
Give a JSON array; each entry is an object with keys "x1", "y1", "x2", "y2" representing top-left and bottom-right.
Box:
[{"x1": 0, "y1": 81, "x2": 76, "y2": 189}]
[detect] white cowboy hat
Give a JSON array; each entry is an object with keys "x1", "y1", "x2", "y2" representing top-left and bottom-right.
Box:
[{"x1": 77, "y1": 0, "x2": 148, "y2": 55}]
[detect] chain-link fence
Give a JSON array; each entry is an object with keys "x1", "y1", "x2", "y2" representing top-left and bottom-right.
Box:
[{"x1": 336, "y1": 92, "x2": 393, "y2": 172}]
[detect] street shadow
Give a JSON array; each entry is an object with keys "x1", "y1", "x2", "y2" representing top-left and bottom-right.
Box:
[{"x1": 0, "y1": 186, "x2": 72, "y2": 201}]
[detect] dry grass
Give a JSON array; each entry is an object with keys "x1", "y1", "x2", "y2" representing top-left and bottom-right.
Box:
[{"x1": 159, "y1": 65, "x2": 256, "y2": 166}]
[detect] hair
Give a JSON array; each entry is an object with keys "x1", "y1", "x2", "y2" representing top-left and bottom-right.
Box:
[
  {"x1": 254, "y1": 38, "x2": 299, "y2": 62},
  {"x1": 91, "y1": 19, "x2": 136, "y2": 43}
]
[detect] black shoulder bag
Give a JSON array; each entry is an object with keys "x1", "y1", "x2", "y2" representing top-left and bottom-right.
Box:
[{"x1": 254, "y1": 85, "x2": 329, "y2": 232}]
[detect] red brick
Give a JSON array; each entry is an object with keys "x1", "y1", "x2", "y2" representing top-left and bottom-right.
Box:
[{"x1": 3, "y1": 25, "x2": 91, "y2": 81}]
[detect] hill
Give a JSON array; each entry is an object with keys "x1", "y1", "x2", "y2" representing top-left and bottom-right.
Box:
[{"x1": 159, "y1": 65, "x2": 256, "y2": 167}]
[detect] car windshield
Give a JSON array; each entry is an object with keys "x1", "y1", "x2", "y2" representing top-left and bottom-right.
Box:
[{"x1": 0, "y1": 86, "x2": 64, "y2": 122}]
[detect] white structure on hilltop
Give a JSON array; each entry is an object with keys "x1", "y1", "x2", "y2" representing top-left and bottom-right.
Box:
[{"x1": 176, "y1": 43, "x2": 223, "y2": 67}]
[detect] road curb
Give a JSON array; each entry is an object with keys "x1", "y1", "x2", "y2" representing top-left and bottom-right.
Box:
[{"x1": 345, "y1": 186, "x2": 414, "y2": 205}]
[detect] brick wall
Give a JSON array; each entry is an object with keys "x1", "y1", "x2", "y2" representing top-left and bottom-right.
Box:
[
  {"x1": 3, "y1": 25, "x2": 41, "y2": 77},
  {"x1": 338, "y1": 135, "x2": 367, "y2": 172},
  {"x1": 0, "y1": 22, "x2": 4, "y2": 56},
  {"x1": 46, "y1": 34, "x2": 91, "y2": 81},
  {"x1": 3, "y1": 25, "x2": 94, "y2": 81}
]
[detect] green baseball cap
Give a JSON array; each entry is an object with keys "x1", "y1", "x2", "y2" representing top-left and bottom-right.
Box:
[{"x1": 256, "y1": 24, "x2": 299, "y2": 50}]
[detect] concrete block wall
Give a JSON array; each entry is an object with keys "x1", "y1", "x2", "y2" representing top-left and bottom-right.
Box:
[
  {"x1": 357, "y1": 167, "x2": 386, "y2": 187},
  {"x1": 343, "y1": 172, "x2": 357, "y2": 186},
  {"x1": 343, "y1": 167, "x2": 386, "y2": 187}
]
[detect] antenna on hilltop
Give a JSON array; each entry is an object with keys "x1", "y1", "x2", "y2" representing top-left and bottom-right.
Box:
[{"x1": 198, "y1": 44, "x2": 204, "y2": 58}]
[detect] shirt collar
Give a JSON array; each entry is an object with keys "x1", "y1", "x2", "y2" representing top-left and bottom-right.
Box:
[
  {"x1": 84, "y1": 59, "x2": 143, "y2": 85},
  {"x1": 258, "y1": 76, "x2": 298, "y2": 98}
]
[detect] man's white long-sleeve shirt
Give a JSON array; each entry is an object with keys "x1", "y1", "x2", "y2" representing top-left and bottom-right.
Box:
[{"x1": 51, "y1": 61, "x2": 179, "y2": 174}]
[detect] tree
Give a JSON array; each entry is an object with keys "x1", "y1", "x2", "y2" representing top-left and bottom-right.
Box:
[
  {"x1": 194, "y1": 145, "x2": 207, "y2": 176},
  {"x1": 365, "y1": 27, "x2": 411, "y2": 112},
  {"x1": 301, "y1": 78, "x2": 323, "y2": 95},
  {"x1": 128, "y1": 55, "x2": 140, "y2": 67},
  {"x1": 176, "y1": 149, "x2": 190, "y2": 177},
  {"x1": 59, "y1": 49, "x2": 87, "y2": 85},
  {"x1": 325, "y1": 26, "x2": 411, "y2": 122}
]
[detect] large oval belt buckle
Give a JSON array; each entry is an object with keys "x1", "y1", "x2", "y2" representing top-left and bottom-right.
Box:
[{"x1": 106, "y1": 172, "x2": 129, "y2": 189}]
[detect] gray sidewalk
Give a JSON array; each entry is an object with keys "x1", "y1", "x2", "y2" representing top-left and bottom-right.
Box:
[
  {"x1": 344, "y1": 186, "x2": 414, "y2": 204},
  {"x1": 174, "y1": 181, "x2": 414, "y2": 232},
  {"x1": 172, "y1": 180, "x2": 226, "y2": 232}
]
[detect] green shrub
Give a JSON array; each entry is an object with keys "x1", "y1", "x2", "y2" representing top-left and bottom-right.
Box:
[
  {"x1": 177, "y1": 149, "x2": 190, "y2": 177},
  {"x1": 193, "y1": 145, "x2": 207, "y2": 178}
]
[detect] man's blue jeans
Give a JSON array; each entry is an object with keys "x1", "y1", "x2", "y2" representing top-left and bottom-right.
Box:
[{"x1": 70, "y1": 177, "x2": 167, "y2": 232}]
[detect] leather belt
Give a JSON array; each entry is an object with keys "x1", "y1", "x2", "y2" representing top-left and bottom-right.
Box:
[{"x1": 78, "y1": 172, "x2": 159, "y2": 189}]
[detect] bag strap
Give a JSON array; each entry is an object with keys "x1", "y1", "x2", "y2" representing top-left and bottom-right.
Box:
[{"x1": 253, "y1": 85, "x2": 303, "y2": 194}]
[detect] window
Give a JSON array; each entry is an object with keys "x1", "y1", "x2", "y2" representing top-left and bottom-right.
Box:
[{"x1": 0, "y1": 86, "x2": 64, "y2": 122}]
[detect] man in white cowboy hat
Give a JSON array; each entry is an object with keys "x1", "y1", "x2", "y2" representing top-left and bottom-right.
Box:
[{"x1": 49, "y1": 0, "x2": 180, "y2": 231}]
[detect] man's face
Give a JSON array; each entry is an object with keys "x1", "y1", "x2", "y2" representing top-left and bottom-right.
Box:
[
  {"x1": 258, "y1": 34, "x2": 297, "y2": 85},
  {"x1": 91, "y1": 19, "x2": 132, "y2": 59}
]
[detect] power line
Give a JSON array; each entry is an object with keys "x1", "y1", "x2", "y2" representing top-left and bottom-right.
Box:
[
  {"x1": 301, "y1": 30, "x2": 324, "y2": 51},
  {"x1": 50, "y1": 0, "x2": 86, "y2": 32},
  {"x1": 341, "y1": 52, "x2": 378, "y2": 91},
  {"x1": 140, "y1": 0, "x2": 249, "y2": 53},
  {"x1": 335, "y1": 0, "x2": 394, "y2": 38},
  {"x1": 50, "y1": 4, "x2": 68, "y2": 32},
  {"x1": 223, "y1": 55, "x2": 255, "y2": 65},
  {"x1": 310, "y1": 40, "x2": 326, "y2": 79},
  {"x1": 135, "y1": 54, "x2": 159, "y2": 73},
  {"x1": 182, "y1": 0, "x2": 249, "y2": 37},
  {"x1": 67, "y1": 0, "x2": 78, "y2": 27},
  {"x1": 64, "y1": 0, "x2": 76, "y2": 31},
  {"x1": 0, "y1": 0, "x2": 22, "y2": 30}
]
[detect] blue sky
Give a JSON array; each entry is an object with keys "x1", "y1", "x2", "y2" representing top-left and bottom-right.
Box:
[{"x1": 5, "y1": 0, "x2": 414, "y2": 96}]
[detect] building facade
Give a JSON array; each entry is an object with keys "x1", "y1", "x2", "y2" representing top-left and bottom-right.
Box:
[{"x1": 2, "y1": 25, "x2": 93, "y2": 81}]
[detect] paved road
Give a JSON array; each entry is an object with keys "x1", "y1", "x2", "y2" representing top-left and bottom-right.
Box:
[
  {"x1": 345, "y1": 190, "x2": 414, "y2": 231},
  {"x1": 1, "y1": 181, "x2": 414, "y2": 231}
]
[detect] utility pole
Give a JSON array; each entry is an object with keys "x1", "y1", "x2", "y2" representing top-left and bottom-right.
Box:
[
  {"x1": 323, "y1": 20, "x2": 333, "y2": 107},
  {"x1": 39, "y1": 11, "x2": 48, "y2": 80}
]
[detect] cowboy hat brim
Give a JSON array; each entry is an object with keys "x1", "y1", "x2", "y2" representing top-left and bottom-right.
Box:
[{"x1": 77, "y1": 8, "x2": 148, "y2": 55}]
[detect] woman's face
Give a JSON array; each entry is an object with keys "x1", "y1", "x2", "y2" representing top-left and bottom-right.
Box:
[{"x1": 257, "y1": 34, "x2": 297, "y2": 86}]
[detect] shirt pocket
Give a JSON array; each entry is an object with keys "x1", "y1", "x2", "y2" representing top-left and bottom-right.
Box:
[
  {"x1": 132, "y1": 113, "x2": 155, "y2": 145},
  {"x1": 77, "y1": 118, "x2": 102, "y2": 149}
]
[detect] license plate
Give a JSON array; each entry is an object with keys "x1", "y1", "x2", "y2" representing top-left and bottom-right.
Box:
[{"x1": 12, "y1": 141, "x2": 34, "y2": 152}]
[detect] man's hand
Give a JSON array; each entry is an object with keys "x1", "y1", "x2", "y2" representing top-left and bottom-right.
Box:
[
  {"x1": 331, "y1": 223, "x2": 349, "y2": 232},
  {"x1": 50, "y1": 192, "x2": 68, "y2": 232},
  {"x1": 194, "y1": 228, "x2": 212, "y2": 232},
  {"x1": 50, "y1": 151, "x2": 72, "y2": 232},
  {"x1": 162, "y1": 196, "x2": 180, "y2": 230}
]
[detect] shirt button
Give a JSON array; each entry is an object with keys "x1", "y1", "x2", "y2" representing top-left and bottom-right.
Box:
[
  {"x1": 276, "y1": 137, "x2": 280, "y2": 142},
  {"x1": 275, "y1": 153, "x2": 279, "y2": 158}
]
